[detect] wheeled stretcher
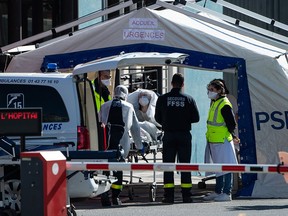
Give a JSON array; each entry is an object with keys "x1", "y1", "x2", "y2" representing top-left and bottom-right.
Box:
[{"x1": 124, "y1": 130, "x2": 163, "y2": 202}]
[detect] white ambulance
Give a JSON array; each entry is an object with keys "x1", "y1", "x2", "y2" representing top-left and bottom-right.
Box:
[{"x1": 0, "y1": 72, "x2": 108, "y2": 209}]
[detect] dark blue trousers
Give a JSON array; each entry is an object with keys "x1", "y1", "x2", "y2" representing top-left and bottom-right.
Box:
[{"x1": 162, "y1": 131, "x2": 192, "y2": 187}]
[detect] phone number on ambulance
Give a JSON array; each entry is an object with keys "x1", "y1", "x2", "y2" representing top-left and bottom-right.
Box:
[{"x1": 0, "y1": 79, "x2": 59, "y2": 84}]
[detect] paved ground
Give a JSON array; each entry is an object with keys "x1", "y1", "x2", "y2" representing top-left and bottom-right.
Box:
[
  {"x1": 71, "y1": 175, "x2": 216, "y2": 209},
  {"x1": 71, "y1": 152, "x2": 222, "y2": 209},
  {"x1": 70, "y1": 152, "x2": 287, "y2": 216}
]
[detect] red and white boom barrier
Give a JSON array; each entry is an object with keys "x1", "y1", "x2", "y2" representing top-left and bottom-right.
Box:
[
  {"x1": 66, "y1": 161, "x2": 288, "y2": 173},
  {"x1": 19, "y1": 151, "x2": 288, "y2": 216},
  {"x1": 66, "y1": 151, "x2": 288, "y2": 183}
]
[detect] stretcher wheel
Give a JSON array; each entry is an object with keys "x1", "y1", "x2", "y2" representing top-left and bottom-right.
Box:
[
  {"x1": 67, "y1": 205, "x2": 77, "y2": 216},
  {"x1": 198, "y1": 181, "x2": 206, "y2": 189},
  {"x1": 67, "y1": 208, "x2": 77, "y2": 216},
  {"x1": 149, "y1": 183, "x2": 157, "y2": 202}
]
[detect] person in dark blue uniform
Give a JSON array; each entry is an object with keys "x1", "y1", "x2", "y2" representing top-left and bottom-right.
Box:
[{"x1": 155, "y1": 73, "x2": 200, "y2": 204}]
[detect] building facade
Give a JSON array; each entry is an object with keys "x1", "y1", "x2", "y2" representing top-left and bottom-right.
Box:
[{"x1": 224, "y1": 0, "x2": 288, "y2": 37}]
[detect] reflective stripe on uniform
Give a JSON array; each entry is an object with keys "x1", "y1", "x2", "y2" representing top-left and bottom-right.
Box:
[
  {"x1": 207, "y1": 99, "x2": 225, "y2": 126},
  {"x1": 181, "y1": 183, "x2": 192, "y2": 188},
  {"x1": 206, "y1": 97, "x2": 233, "y2": 143},
  {"x1": 111, "y1": 184, "x2": 123, "y2": 190},
  {"x1": 163, "y1": 183, "x2": 175, "y2": 188}
]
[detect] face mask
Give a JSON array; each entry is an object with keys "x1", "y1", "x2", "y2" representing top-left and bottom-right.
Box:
[
  {"x1": 139, "y1": 96, "x2": 149, "y2": 106},
  {"x1": 208, "y1": 91, "x2": 218, "y2": 99},
  {"x1": 101, "y1": 79, "x2": 111, "y2": 86}
]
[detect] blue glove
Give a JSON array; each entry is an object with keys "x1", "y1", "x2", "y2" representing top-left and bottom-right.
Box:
[
  {"x1": 139, "y1": 142, "x2": 149, "y2": 155},
  {"x1": 140, "y1": 145, "x2": 146, "y2": 155}
]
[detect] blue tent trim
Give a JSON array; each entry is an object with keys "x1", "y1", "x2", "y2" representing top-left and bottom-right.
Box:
[
  {"x1": 42, "y1": 43, "x2": 241, "y2": 71},
  {"x1": 236, "y1": 61, "x2": 257, "y2": 196},
  {"x1": 42, "y1": 43, "x2": 257, "y2": 196}
]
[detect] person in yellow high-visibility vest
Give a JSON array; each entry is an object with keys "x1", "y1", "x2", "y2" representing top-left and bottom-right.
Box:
[
  {"x1": 92, "y1": 70, "x2": 113, "y2": 206},
  {"x1": 203, "y1": 79, "x2": 239, "y2": 202},
  {"x1": 91, "y1": 70, "x2": 112, "y2": 151},
  {"x1": 92, "y1": 70, "x2": 112, "y2": 112}
]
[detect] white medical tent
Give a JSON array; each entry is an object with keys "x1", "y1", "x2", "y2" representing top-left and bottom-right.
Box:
[{"x1": 6, "y1": 6, "x2": 288, "y2": 198}]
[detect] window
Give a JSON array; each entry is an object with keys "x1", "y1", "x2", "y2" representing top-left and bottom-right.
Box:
[{"x1": 0, "y1": 84, "x2": 69, "y2": 123}]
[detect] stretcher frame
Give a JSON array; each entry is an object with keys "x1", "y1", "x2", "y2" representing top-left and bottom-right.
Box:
[{"x1": 124, "y1": 139, "x2": 163, "y2": 202}]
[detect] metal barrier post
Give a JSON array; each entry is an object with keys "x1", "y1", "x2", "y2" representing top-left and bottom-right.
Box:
[{"x1": 21, "y1": 151, "x2": 67, "y2": 216}]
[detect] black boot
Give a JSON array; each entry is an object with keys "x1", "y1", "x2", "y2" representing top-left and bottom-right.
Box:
[
  {"x1": 101, "y1": 191, "x2": 111, "y2": 207},
  {"x1": 182, "y1": 188, "x2": 192, "y2": 203},
  {"x1": 162, "y1": 188, "x2": 174, "y2": 204},
  {"x1": 112, "y1": 188, "x2": 122, "y2": 206}
]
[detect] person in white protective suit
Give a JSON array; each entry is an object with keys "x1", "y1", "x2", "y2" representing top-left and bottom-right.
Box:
[
  {"x1": 127, "y1": 89, "x2": 161, "y2": 141},
  {"x1": 99, "y1": 85, "x2": 145, "y2": 206}
]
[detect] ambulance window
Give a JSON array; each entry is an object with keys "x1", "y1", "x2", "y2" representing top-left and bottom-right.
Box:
[{"x1": 0, "y1": 84, "x2": 69, "y2": 123}]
